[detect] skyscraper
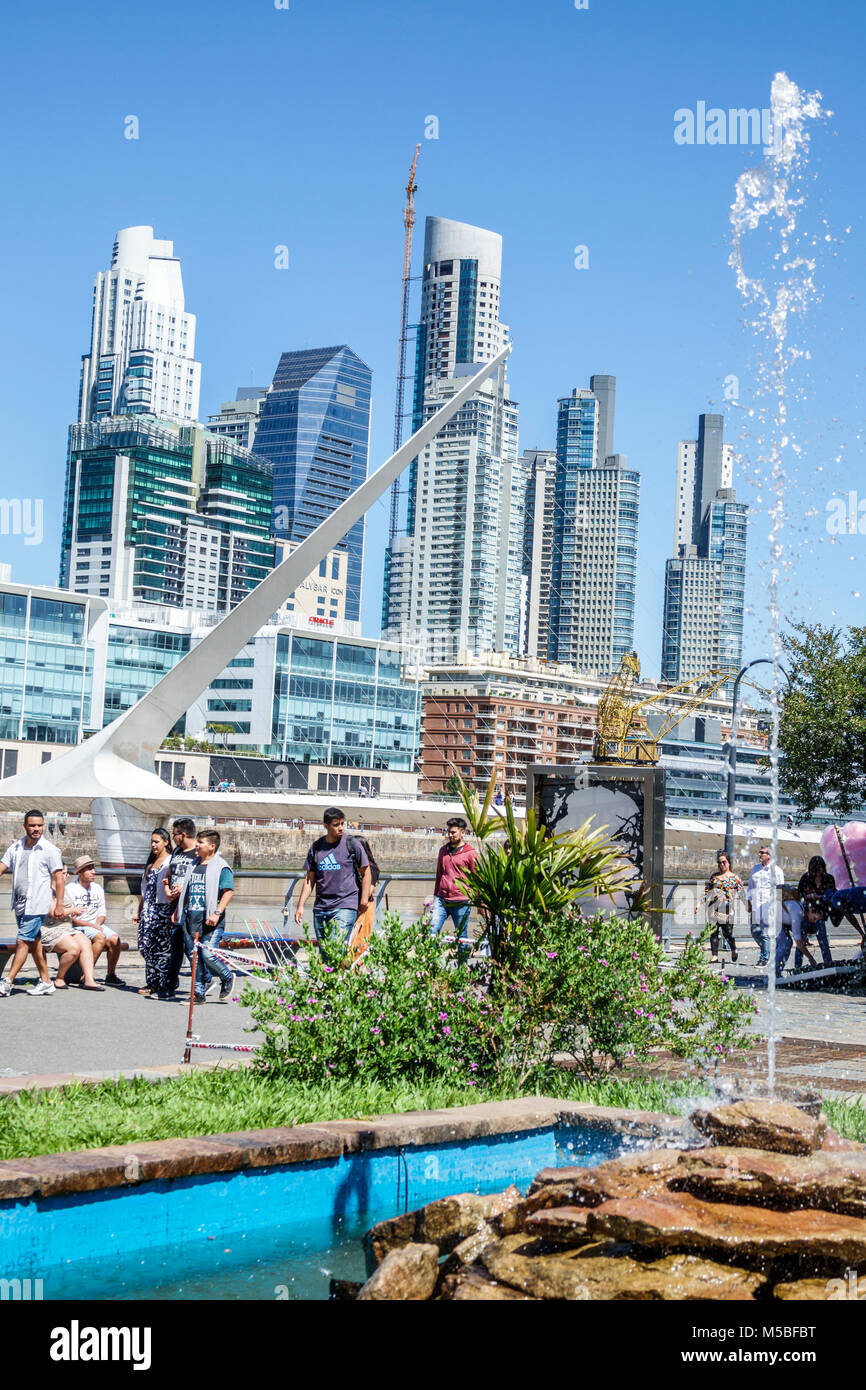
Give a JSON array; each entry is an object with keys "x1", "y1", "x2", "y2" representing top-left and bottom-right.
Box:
[
  {"x1": 78, "y1": 226, "x2": 201, "y2": 425},
  {"x1": 547, "y1": 376, "x2": 639, "y2": 676},
  {"x1": 60, "y1": 417, "x2": 275, "y2": 613},
  {"x1": 207, "y1": 388, "x2": 267, "y2": 450},
  {"x1": 661, "y1": 413, "x2": 747, "y2": 682},
  {"x1": 383, "y1": 216, "x2": 523, "y2": 658},
  {"x1": 520, "y1": 449, "x2": 557, "y2": 659},
  {"x1": 252, "y1": 347, "x2": 371, "y2": 624}
]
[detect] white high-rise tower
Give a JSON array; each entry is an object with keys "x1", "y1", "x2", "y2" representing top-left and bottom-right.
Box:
[
  {"x1": 383, "y1": 216, "x2": 523, "y2": 658},
  {"x1": 78, "y1": 226, "x2": 201, "y2": 425}
]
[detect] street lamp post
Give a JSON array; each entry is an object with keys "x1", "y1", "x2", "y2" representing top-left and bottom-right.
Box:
[{"x1": 723, "y1": 658, "x2": 791, "y2": 862}]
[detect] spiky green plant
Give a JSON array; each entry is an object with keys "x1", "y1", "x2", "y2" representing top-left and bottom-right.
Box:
[{"x1": 453, "y1": 774, "x2": 629, "y2": 962}]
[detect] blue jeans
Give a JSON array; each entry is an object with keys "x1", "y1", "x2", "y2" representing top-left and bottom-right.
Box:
[
  {"x1": 775, "y1": 921, "x2": 832, "y2": 974},
  {"x1": 185, "y1": 920, "x2": 232, "y2": 997},
  {"x1": 430, "y1": 898, "x2": 471, "y2": 937},
  {"x1": 750, "y1": 919, "x2": 770, "y2": 964},
  {"x1": 313, "y1": 907, "x2": 357, "y2": 947}
]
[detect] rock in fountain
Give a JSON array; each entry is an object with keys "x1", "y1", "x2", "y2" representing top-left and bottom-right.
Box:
[{"x1": 347, "y1": 1099, "x2": 866, "y2": 1301}]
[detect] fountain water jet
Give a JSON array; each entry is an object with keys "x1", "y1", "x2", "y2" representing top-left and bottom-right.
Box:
[{"x1": 729, "y1": 73, "x2": 829, "y2": 1094}]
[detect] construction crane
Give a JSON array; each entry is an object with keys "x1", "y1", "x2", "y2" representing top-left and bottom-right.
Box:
[
  {"x1": 593, "y1": 651, "x2": 736, "y2": 765},
  {"x1": 387, "y1": 144, "x2": 421, "y2": 543}
]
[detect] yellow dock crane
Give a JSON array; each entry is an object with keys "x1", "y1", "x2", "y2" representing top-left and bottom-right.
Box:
[{"x1": 593, "y1": 652, "x2": 736, "y2": 765}]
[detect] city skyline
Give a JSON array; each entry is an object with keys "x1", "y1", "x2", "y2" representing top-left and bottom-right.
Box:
[{"x1": 2, "y1": 0, "x2": 862, "y2": 680}]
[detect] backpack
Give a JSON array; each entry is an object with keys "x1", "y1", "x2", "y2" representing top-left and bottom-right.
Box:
[
  {"x1": 311, "y1": 835, "x2": 380, "y2": 889},
  {"x1": 353, "y1": 837, "x2": 380, "y2": 888}
]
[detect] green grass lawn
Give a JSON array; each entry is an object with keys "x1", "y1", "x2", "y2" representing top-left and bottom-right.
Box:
[
  {"x1": 0, "y1": 1070, "x2": 707, "y2": 1161},
  {"x1": 3, "y1": 1068, "x2": 863, "y2": 1161}
]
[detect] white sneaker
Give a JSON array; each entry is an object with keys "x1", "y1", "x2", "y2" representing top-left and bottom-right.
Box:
[
  {"x1": 27, "y1": 980, "x2": 55, "y2": 995},
  {"x1": 0, "y1": 977, "x2": 12, "y2": 996}
]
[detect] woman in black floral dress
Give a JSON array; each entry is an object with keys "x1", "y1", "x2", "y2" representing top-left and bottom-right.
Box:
[{"x1": 133, "y1": 829, "x2": 173, "y2": 998}]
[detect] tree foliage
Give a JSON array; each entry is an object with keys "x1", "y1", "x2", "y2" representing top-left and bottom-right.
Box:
[{"x1": 779, "y1": 622, "x2": 866, "y2": 816}]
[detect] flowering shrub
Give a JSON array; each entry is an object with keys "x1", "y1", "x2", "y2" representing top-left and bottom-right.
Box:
[
  {"x1": 242, "y1": 914, "x2": 516, "y2": 1088},
  {"x1": 243, "y1": 908, "x2": 756, "y2": 1087},
  {"x1": 508, "y1": 910, "x2": 757, "y2": 1083}
]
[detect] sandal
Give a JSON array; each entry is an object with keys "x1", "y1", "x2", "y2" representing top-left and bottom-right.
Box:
[
  {"x1": 137, "y1": 987, "x2": 155, "y2": 996},
  {"x1": 53, "y1": 979, "x2": 69, "y2": 989},
  {"x1": 80, "y1": 983, "x2": 105, "y2": 991}
]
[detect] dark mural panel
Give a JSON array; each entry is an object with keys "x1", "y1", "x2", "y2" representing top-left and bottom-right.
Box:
[{"x1": 528, "y1": 764, "x2": 666, "y2": 928}]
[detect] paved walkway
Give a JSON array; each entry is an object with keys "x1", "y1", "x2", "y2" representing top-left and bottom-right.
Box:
[
  {"x1": 0, "y1": 950, "x2": 259, "y2": 1081},
  {"x1": 1, "y1": 941, "x2": 864, "y2": 1103}
]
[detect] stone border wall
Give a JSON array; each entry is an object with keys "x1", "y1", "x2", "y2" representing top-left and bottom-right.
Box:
[{"x1": 0, "y1": 1098, "x2": 687, "y2": 1202}]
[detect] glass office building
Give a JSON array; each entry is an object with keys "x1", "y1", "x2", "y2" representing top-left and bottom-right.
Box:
[
  {"x1": 0, "y1": 579, "x2": 419, "y2": 782},
  {"x1": 0, "y1": 588, "x2": 96, "y2": 745},
  {"x1": 271, "y1": 633, "x2": 419, "y2": 770},
  {"x1": 253, "y1": 346, "x2": 372, "y2": 623},
  {"x1": 104, "y1": 624, "x2": 190, "y2": 726},
  {"x1": 60, "y1": 417, "x2": 276, "y2": 614}
]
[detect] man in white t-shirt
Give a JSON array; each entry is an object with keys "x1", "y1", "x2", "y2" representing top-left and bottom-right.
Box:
[
  {"x1": 64, "y1": 855, "x2": 124, "y2": 985},
  {"x1": 747, "y1": 845, "x2": 785, "y2": 967},
  {"x1": 0, "y1": 810, "x2": 65, "y2": 996}
]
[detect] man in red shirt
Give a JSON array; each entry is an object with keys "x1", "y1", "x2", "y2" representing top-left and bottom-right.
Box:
[{"x1": 431, "y1": 817, "x2": 478, "y2": 938}]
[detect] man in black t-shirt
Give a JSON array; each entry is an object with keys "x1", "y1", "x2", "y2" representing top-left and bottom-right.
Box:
[{"x1": 295, "y1": 807, "x2": 372, "y2": 948}]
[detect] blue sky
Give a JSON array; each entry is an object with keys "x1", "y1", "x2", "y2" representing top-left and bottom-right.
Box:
[{"x1": 1, "y1": 0, "x2": 863, "y2": 677}]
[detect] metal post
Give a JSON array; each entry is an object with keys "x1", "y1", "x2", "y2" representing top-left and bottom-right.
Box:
[{"x1": 182, "y1": 932, "x2": 200, "y2": 1065}]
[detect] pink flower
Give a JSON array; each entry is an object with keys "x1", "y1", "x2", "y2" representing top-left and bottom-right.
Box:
[
  {"x1": 442, "y1": 1026, "x2": 451, "y2": 1036},
  {"x1": 545, "y1": 951, "x2": 557, "y2": 959},
  {"x1": 323, "y1": 965, "x2": 334, "y2": 973},
  {"x1": 371, "y1": 1027, "x2": 380, "y2": 1035},
  {"x1": 469, "y1": 1062, "x2": 478, "y2": 1071},
  {"x1": 439, "y1": 1012, "x2": 448, "y2": 1021},
  {"x1": 467, "y1": 1079, "x2": 477, "y2": 1086}
]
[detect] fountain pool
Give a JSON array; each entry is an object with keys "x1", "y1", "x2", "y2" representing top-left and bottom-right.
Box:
[{"x1": 0, "y1": 1108, "x2": 644, "y2": 1301}]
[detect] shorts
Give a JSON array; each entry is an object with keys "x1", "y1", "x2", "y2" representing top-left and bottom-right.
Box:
[
  {"x1": 15, "y1": 914, "x2": 44, "y2": 943},
  {"x1": 71, "y1": 923, "x2": 116, "y2": 941},
  {"x1": 41, "y1": 921, "x2": 74, "y2": 952}
]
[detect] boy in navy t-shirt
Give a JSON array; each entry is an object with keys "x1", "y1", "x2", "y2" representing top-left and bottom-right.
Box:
[{"x1": 176, "y1": 829, "x2": 235, "y2": 1003}]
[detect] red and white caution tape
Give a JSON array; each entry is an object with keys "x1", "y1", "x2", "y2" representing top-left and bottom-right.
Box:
[{"x1": 184, "y1": 1034, "x2": 258, "y2": 1053}]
